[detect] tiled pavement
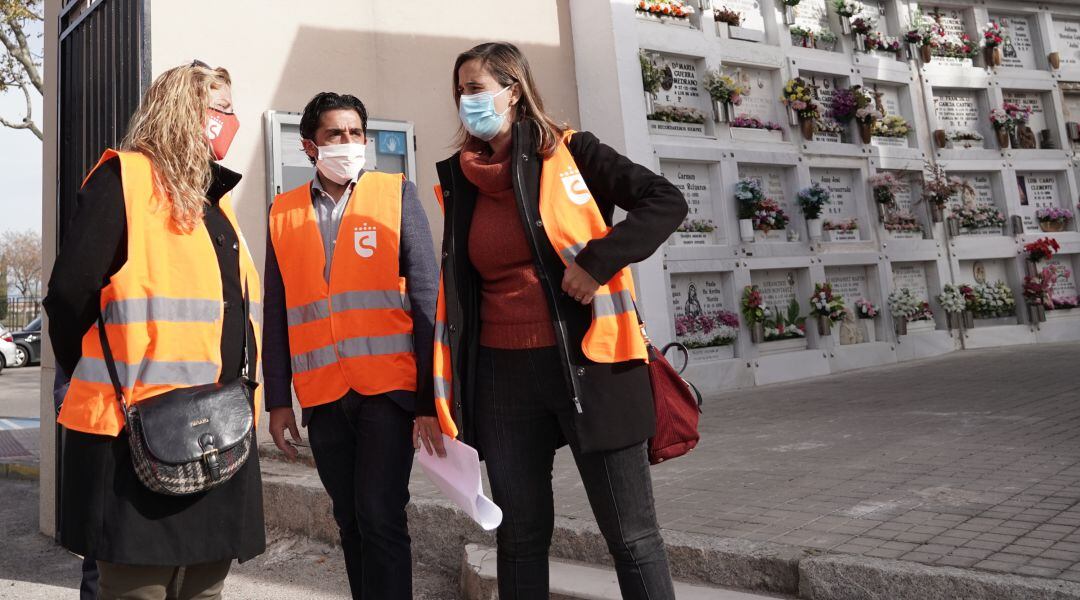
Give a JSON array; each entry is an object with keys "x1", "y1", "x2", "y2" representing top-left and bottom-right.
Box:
[{"x1": 411, "y1": 341, "x2": 1080, "y2": 582}]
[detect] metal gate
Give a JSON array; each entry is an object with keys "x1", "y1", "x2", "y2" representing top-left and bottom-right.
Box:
[
  {"x1": 55, "y1": 0, "x2": 149, "y2": 538},
  {"x1": 57, "y1": 0, "x2": 149, "y2": 243}
]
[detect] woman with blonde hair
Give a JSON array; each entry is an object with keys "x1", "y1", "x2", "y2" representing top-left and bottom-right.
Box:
[
  {"x1": 430, "y1": 42, "x2": 686, "y2": 599},
  {"x1": 44, "y1": 60, "x2": 264, "y2": 600}
]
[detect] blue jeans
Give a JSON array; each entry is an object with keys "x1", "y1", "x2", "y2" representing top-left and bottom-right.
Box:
[
  {"x1": 308, "y1": 392, "x2": 415, "y2": 600},
  {"x1": 475, "y1": 346, "x2": 675, "y2": 600}
]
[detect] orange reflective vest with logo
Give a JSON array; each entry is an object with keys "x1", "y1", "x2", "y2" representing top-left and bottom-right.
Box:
[
  {"x1": 432, "y1": 130, "x2": 648, "y2": 435},
  {"x1": 269, "y1": 172, "x2": 417, "y2": 408},
  {"x1": 59, "y1": 150, "x2": 264, "y2": 437}
]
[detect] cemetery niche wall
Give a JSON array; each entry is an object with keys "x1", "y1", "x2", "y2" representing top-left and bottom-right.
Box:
[{"x1": 575, "y1": 0, "x2": 1080, "y2": 394}]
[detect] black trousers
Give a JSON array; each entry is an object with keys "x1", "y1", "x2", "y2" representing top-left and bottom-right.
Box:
[
  {"x1": 475, "y1": 346, "x2": 675, "y2": 600},
  {"x1": 307, "y1": 391, "x2": 415, "y2": 600}
]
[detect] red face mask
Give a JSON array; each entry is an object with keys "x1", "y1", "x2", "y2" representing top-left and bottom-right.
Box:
[{"x1": 206, "y1": 108, "x2": 239, "y2": 160}]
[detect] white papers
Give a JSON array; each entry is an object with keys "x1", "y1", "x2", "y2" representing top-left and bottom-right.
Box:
[{"x1": 417, "y1": 434, "x2": 503, "y2": 530}]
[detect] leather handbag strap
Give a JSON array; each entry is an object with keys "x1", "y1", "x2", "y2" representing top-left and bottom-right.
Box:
[{"x1": 96, "y1": 285, "x2": 253, "y2": 415}]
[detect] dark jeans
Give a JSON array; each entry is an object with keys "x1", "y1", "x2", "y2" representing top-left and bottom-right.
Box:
[
  {"x1": 308, "y1": 391, "x2": 415, "y2": 600},
  {"x1": 475, "y1": 346, "x2": 675, "y2": 600}
]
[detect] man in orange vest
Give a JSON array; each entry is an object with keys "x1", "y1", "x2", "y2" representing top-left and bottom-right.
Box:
[{"x1": 263, "y1": 92, "x2": 444, "y2": 599}]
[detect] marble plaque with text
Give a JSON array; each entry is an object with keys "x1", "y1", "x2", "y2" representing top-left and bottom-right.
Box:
[
  {"x1": 661, "y1": 161, "x2": 716, "y2": 245},
  {"x1": 725, "y1": 66, "x2": 780, "y2": 125},
  {"x1": 826, "y1": 266, "x2": 870, "y2": 301},
  {"x1": 739, "y1": 164, "x2": 792, "y2": 225},
  {"x1": 1055, "y1": 19, "x2": 1080, "y2": 68},
  {"x1": 992, "y1": 14, "x2": 1038, "y2": 69},
  {"x1": 891, "y1": 264, "x2": 930, "y2": 303},
  {"x1": 656, "y1": 54, "x2": 705, "y2": 111},
  {"x1": 1017, "y1": 173, "x2": 1061, "y2": 232},
  {"x1": 810, "y1": 169, "x2": 859, "y2": 232},
  {"x1": 1003, "y1": 91, "x2": 1048, "y2": 134},
  {"x1": 792, "y1": 0, "x2": 828, "y2": 31},
  {"x1": 752, "y1": 270, "x2": 799, "y2": 312},
  {"x1": 933, "y1": 91, "x2": 980, "y2": 132}
]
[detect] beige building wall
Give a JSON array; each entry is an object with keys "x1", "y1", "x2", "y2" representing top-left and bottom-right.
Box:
[
  {"x1": 149, "y1": 0, "x2": 581, "y2": 268},
  {"x1": 41, "y1": 0, "x2": 580, "y2": 534}
]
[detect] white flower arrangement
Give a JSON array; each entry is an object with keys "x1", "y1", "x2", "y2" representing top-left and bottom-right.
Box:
[
  {"x1": 937, "y1": 284, "x2": 967, "y2": 314},
  {"x1": 972, "y1": 281, "x2": 1015, "y2": 318},
  {"x1": 888, "y1": 287, "x2": 921, "y2": 320}
]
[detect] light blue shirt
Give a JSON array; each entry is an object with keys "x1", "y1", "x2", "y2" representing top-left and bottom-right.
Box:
[{"x1": 310, "y1": 171, "x2": 358, "y2": 283}]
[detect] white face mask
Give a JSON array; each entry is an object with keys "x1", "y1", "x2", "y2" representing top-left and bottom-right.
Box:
[{"x1": 313, "y1": 142, "x2": 366, "y2": 185}]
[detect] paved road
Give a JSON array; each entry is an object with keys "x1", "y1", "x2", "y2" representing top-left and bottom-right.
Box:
[
  {"x1": 0, "y1": 365, "x2": 40, "y2": 420},
  {"x1": 547, "y1": 342, "x2": 1080, "y2": 582}
]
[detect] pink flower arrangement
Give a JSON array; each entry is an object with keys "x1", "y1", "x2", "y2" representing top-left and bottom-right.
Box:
[
  {"x1": 675, "y1": 310, "x2": 739, "y2": 348},
  {"x1": 823, "y1": 218, "x2": 859, "y2": 232},
  {"x1": 753, "y1": 198, "x2": 790, "y2": 232},
  {"x1": 730, "y1": 115, "x2": 783, "y2": 131},
  {"x1": 1036, "y1": 207, "x2": 1073, "y2": 224},
  {"x1": 855, "y1": 298, "x2": 879, "y2": 319}
]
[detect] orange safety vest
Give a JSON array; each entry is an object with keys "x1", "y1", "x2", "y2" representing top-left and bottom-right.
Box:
[
  {"x1": 432, "y1": 131, "x2": 647, "y2": 435},
  {"x1": 268, "y1": 172, "x2": 417, "y2": 408},
  {"x1": 59, "y1": 150, "x2": 264, "y2": 437}
]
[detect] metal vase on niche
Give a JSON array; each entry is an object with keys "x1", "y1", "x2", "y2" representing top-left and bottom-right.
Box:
[
  {"x1": 1040, "y1": 129, "x2": 1056, "y2": 150},
  {"x1": 995, "y1": 127, "x2": 1010, "y2": 149},
  {"x1": 783, "y1": 5, "x2": 795, "y2": 25},
  {"x1": 1010, "y1": 214, "x2": 1025, "y2": 236},
  {"x1": 840, "y1": 16, "x2": 852, "y2": 35},
  {"x1": 859, "y1": 120, "x2": 873, "y2": 144},
  {"x1": 919, "y1": 45, "x2": 933, "y2": 63},
  {"x1": 1067, "y1": 121, "x2": 1080, "y2": 142},
  {"x1": 787, "y1": 105, "x2": 800, "y2": 126},
  {"x1": 644, "y1": 92, "x2": 655, "y2": 118},
  {"x1": 713, "y1": 99, "x2": 730, "y2": 123},
  {"x1": 930, "y1": 203, "x2": 944, "y2": 223},
  {"x1": 933, "y1": 129, "x2": 948, "y2": 149},
  {"x1": 946, "y1": 217, "x2": 961, "y2": 237},
  {"x1": 739, "y1": 218, "x2": 755, "y2": 243},
  {"x1": 800, "y1": 116, "x2": 816, "y2": 140},
  {"x1": 962, "y1": 310, "x2": 975, "y2": 329},
  {"x1": 854, "y1": 34, "x2": 866, "y2": 52},
  {"x1": 807, "y1": 218, "x2": 823, "y2": 240},
  {"x1": 1049, "y1": 52, "x2": 1062, "y2": 70},
  {"x1": 1031, "y1": 304, "x2": 1047, "y2": 323},
  {"x1": 895, "y1": 319, "x2": 907, "y2": 336},
  {"x1": 817, "y1": 315, "x2": 832, "y2": 336},
  {"x1": 1025, "y1": 260, "x2": 1038, "y2": 278},
  {"x1": 750, "y1": 321, "x2": 765, "y2": 344}
]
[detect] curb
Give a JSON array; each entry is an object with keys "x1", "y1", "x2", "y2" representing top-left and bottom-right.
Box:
[{"x1": 260, "y1": 457, "x2": 1080, "y2": 599}]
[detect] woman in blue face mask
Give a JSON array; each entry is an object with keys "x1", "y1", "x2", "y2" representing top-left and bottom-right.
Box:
[{"x1": 431, "y1": 42, "x2": 688, "y2": 600}]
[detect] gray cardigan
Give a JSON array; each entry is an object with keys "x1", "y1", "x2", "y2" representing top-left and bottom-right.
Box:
[{"x1": 261, "y1": 172, "x2": 439, "y2": 422}]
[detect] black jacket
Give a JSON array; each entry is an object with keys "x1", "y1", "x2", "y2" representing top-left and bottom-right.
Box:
[{"x1": 435, "y1": 123, "x2": 687, "y2": 454}]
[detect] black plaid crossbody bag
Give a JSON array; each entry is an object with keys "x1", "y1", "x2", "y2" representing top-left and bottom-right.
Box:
[{"x1": 97, "y1": 293, "x2": 258, "y2": 496}]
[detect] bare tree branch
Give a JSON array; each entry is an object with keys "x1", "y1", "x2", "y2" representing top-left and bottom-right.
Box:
[
  {"x1": 0, "y1": 82, "x2": 40, "y2": 138},
  {"x1": 0, "y1": 0, "x2": 42, "y2": 137}
]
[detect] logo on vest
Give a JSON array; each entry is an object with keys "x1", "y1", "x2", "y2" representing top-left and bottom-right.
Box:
[
  {"x1": 560, "y1": 167, "x2": 593, "y2": 206},
  {"x1": 354, "y1": 224, "x2": 377, "y2": 258}
]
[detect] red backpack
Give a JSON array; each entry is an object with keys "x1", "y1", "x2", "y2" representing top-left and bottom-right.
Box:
[{"x1": 646, "y1": 342, "x2": 703, "y2": 465}]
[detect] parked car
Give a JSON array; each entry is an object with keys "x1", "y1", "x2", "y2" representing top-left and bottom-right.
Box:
[
  {"x1": 0, "y1": 325, "x2": 16, "y2": 375},
  {"x1": 11, "y1": 316, "x2": 41, "y2": 368}
]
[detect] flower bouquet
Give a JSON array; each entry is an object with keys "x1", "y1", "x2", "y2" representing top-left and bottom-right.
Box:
[
  {"x1": 703, "y1": 70, "x2": 748, "y2": 122},
  {"x1": 871, "y1": 115, "x2": 910, "y2": 139},
  {"x1": 868, "y1": 172, "x2": 900, "y2": 206},
  {"x1": 883, "y1": 211, "x2": 923, "y2": 235},
  {"x1": 735, "y1": 178, "x2": 763, "y2": 241},
  {"x1": 1024, "y1": 237, "x2": 1060, "y2": 263},
  {"x1": 850, "y1": 16, "x2": 874, "y2": 37},
  {"x1": 947, "y1": 130, "x2": 984, "y2": 149},
  {"x1": 1035, "y1": 207, "x2": 1073, "y2": 232},
  {"x1": 714, "y1": 7, "x2": 741, "y2": 26},
  {"x1": 814, "y1": 117, "x2": 846, "y2": 139},
  {"x1": 815, "y1": 29, "x2": 839, "y2": 51},
  {"x1": 921, "y1": 162, "x2": 965, "y2": 222},
  {"x1": 937, "y1": 284, "x2": 968, "y2": 328},
  {"x1": 753, "y1": 198, "x2": 790, "y2": 234},
  {"x1": 763, "y1": 298, "x2": 808, "y2": 342},
  {"x1": 790, "y1": 25, "x2": 813, "y2": 47},
  {"x1": 864, "y1": 31, "x2": 902, "y2": 55},
  {"x1": 971, "y1": 281, "x2": 1016, "y2": 319},
  {"x1": 730, "y1": 115, "x2": 783, "y2": 131},
  {"x1": 636, "y1": 0, "x2": 696, "y2": 20},
  {"x1": 833, "y1": 0, "x2": 861, "y2": 33},
  {"x1": 981, "y1": 21, "x2": 1004, "y2": 66},
  {"x1": 809, "y1": 282, "x2": 847, "y2": 334},
  {"x1": 824, "y1": 218, "x2": 858, "y2": 231},
  {"x1": 675, "y1": 310, "x2": 739, "y2": 349},
  {"x1": 855, "y1": 298, "x2": 879, "y2": 319},
  {"x1": 953, "y1": 204, "x2": 1005, "y2": 232},
  {"x1": 781, "y1": 78, "x2": 821, "y2": 139},
  {"x1": 648, "y1": 105, "x2": 706, "y2": 124},
  {"x1": 797, "y1": 182, "x2": 831, "y2": 239},
  {"x1": 829, "y1": 87, "x2": 858, "y2": 124},
  {"x1": 676, "y1": 219, "x2": 716, "y2": 233},
  {"x1": 741, "y1": 285, "x2": 766, "y2": 342},
  {"x1": 853, "y1": 87, "x2": 881, "y2": 143},
  {"x1": 888, "y1": 287, "x2": 921, "y2": 334}
]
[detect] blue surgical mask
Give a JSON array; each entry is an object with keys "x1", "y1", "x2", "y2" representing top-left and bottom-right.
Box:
[{"x1": 458, "y1": 86, "x2": 511, "y2": 141}]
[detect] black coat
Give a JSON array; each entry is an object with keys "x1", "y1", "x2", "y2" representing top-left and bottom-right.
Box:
[{"x1": 435, "y1": 122, "x2": 687, "y2": 454}]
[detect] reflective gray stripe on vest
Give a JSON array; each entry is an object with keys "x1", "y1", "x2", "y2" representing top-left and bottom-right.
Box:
[
  {"x1": 72, "y1": 356, "x2": 219, "y2": 390},
  {"x1": 435, "y1": 322, "x2": 450, "y2": 346},
  {"x1": 103, "y1": 298, "x2": 221, "y2": 324},
  {"x1": 286, "y1": 299, "x2": 330, "y2": 327},
  {"x1": 559, "y1": 242, "x2": 587, "y2": 265},
  {"x1": 290, "y1": 343, "x2": 339, "y2": 375},
  {"x1": 592, "y1": 290, "x2": 635, "y2": 318},
  {"x1": 434, "y1": 376, "x2": 451, "y2": 400},
  {"x1": 330, "y1": 290, "x2": 411, "y2": 313},
  {"x1": 336, "y1": 333, "x2": 414, "y2": 359}
]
